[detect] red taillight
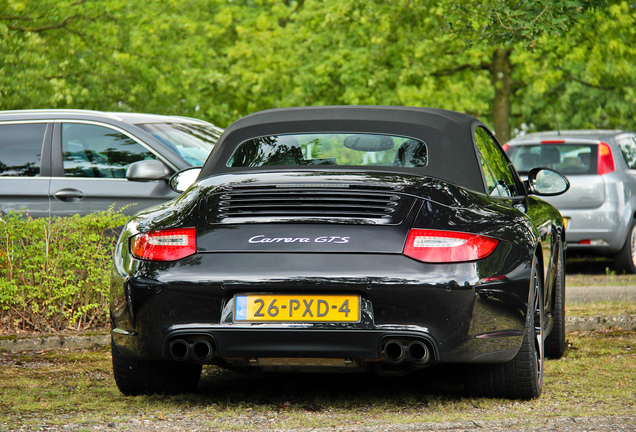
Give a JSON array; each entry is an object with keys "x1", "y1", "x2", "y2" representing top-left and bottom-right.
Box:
[
  {"x1": 597, "y1": 142, "x2": 615, "y2": 175},
  {"x1": 502, "y1": 143, "x2": 509, "y2": 152},
  {"x1": 131, "y1": 228, "x2": 197, "y2": 261},
  {"x1": 403, "y1": 229, "x2": 498, "y2": 263}
]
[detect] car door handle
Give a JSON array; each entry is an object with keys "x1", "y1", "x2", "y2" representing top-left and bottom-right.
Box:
[{"x1": 53, "y1": 189, "x2": 85, "y2": 202}]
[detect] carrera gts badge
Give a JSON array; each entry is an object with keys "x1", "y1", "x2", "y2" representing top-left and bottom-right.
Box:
[{"x1": 248, "y1": 235, "x2": 350, "y2": 244}]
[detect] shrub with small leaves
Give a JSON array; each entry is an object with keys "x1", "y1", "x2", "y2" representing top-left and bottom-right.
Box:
[{"x1": 0, "y1": 208, "x2": 129, "y2": 333}]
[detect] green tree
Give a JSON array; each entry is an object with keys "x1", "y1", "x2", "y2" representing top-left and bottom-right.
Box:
[
  {"x1": 397, "y1": 0, "x2": 607, "y2": 141},
  {"x1": 1, "y1": 0, "x2": 632, "y2": 139},
  {"x1": 0, "y1": 0, "x2": 124, "y2": 109},
  {"x1": 0, "y1": 0, "x2": 231, "y2": 123},
  {"x1": 199, "y1": 0, "x2": 607, "y2": 138},
  {"x1": 202, "y1": 0, "x2": 493, "y2": 123},
  {"x1": 515, "y1": 1, "x2": 636, "y2": 131}
]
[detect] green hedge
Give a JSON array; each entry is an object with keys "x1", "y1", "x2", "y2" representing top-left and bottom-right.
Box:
[{"x1": 0, "y1": 209, "x2": 129, "y2": 333}]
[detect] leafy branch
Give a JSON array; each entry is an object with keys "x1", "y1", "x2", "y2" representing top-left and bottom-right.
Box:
[{"x1": 4, "y1": 14, "x2": 82, "y2": 33}]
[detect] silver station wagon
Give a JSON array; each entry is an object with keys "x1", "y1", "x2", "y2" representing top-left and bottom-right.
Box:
[
  {"x1": 505, "y1": 130, "x2": 636, "y2": 273},
  {"x1": 0, "y1": 109, "x2": 222, "y2": 217}
]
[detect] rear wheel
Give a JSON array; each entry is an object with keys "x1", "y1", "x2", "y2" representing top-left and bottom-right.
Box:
[
  {"x1": 615, "y1": 219, "x2": 636, "y2": 274},
  {"x1": 111, "y1": 341, "x2": 202, "y2": 395},
  {"x1": 465, "y1": 258, "x2": 544, "y2": 399},
  {"x1": 545, "y1": 246, "x2": 566, "y2": 359}
]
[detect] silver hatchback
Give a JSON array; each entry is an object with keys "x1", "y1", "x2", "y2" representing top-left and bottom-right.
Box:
[{"x1": 505, "y1": 130, "x2": 636, "y2": 273}]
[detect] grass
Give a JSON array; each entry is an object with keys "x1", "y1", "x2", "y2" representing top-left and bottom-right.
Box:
[
  {"x1": 566, "y1": 254, "x2": 636, "y2": 285},
  {"x1": 566, "y1": 301, "x2": 636, "y2": 317},
  {"x1": 0, "y1": 329, "x2": 634, "y2": 430},
  {"x1": 567, "y1": 273, "x2": 636, "y2": 287}
]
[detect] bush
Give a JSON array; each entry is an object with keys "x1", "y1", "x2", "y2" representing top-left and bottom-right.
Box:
[{"x1": 0, "y1": 208, "x2": 129, "y2": 333}]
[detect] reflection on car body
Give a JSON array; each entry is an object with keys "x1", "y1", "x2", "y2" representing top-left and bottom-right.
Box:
[{"x1": 111, "y1": 106, "x2": 569, "y2": 399}]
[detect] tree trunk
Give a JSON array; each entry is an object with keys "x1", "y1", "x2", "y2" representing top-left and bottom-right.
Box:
[{"x1": 490, "y1": 47, "x2": 512, "y2": 143}]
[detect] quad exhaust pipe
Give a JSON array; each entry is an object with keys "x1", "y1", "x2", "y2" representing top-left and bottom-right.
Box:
[
  {"x1": 383, "y1": 339, "x2": 431, "y2": 365},
  {"x1": 169, "y1": 338, "x2": 215, "y2": 362},
  {"x1": 169, "y1": 335, "x2": 432, "y2": 366}
]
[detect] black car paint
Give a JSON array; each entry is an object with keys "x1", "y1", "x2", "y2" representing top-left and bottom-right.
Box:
[
  {"x1": 110, "y1": 107, "x2": 566, "y2": 397},
  {"x1": 111, "y1": 171, "x2": 557, "y2": 365}
]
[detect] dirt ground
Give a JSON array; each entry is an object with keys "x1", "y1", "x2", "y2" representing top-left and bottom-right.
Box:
[{"x1": 8, "y1": 414, "x2": 636, "y2": 431}]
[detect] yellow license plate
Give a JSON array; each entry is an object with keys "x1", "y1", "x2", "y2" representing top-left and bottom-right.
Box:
[
  {"x1": 234, "y1": 294, "x2": 360, "y2": 322},
  {"x1": 563, "y1": 217, "x2": 570, "y2": 230}
]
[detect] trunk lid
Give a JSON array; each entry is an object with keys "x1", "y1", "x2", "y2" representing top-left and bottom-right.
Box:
[{"x1": 195, "y1": 171, "x2": 466, "y2": 254}]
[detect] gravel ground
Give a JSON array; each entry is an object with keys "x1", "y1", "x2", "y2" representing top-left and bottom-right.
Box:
[
  {"x1": 566, "y1": 285, "x2": 636, "y2": 303},
  {"x1": 7, "y1": 415, "x2": 636, "y2": 431}
]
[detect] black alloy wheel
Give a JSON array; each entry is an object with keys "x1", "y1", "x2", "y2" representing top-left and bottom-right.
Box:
[
  {"x1": 545, "y1": 245, "x2": 566, "y2": 359},
  {"x1": 465, "y1": 257, "x2": 545, "y2": 399},
  {"x1": 111, "y1": 340, "x2": 202, "y2": 395}
]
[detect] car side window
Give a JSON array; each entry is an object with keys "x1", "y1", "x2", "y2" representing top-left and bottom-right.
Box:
[
  {"x1": 62, "y1": 123, "x2": 156, "y2": 178},
  {"x1": 0, "y1": 123, "x2": 46, "y2": 177},
  {"x1": 474, "y1": 127, "x2": 517, "y2": 197}
]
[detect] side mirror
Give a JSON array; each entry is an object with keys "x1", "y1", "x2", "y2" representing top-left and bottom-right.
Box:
[
  {"x1": 126, "y1": 160, "x2": 172, "y2": 182},
  {"x1": 169, "y1": 167, "x2": 202, "y2": 193},
  {"x1": 525, "y1": 168, "x2": 570, "y2": 196}
]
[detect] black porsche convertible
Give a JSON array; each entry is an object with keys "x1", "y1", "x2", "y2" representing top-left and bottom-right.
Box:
[{"x1": 110, "y1": 106, "x2": 569, "y2": 399}]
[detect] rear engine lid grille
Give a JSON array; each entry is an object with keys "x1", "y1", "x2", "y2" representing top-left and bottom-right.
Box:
[{"x1": 205, "y1": 185, "x2": 415, "y2": 225}]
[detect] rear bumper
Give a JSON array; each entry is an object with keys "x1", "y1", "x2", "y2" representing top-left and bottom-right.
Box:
[
  {"x1": 561, "y1": 204, "x2": 628, "y2": 254},
  {"x1": 111, "y1": 249, "x2": 532, "y2": 366},
  {"x1": 546, "y1": 174, "x2": 632, "y2": 254},
  {"x1": 113, "y1": 323, "x2": 522, "y2": 367}
]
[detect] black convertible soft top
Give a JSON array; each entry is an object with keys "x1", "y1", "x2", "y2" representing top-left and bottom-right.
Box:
[{"x1": 200, "y1": 106, "x2": 488, "y2": 192}]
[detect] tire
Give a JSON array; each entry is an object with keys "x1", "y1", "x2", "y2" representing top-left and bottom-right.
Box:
[
  {"x1": 615, "y1": 219, "x2": 636, "y2": 274},
  {"x1": 545, "y1": 245, "x2": 566, "y2": 359},
  {"x1": 465, "y1": 258, "x2": 545, "y2": 399},
  {"x1": 111, "y1": 341, "x2": 202, "y2": 395}
]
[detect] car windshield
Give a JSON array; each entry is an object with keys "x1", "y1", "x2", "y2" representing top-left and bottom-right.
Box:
[
  {"x1": 227, "y1": 133, "x2": 427, "y2": 168},
  {"x1": 136, "y1": 122, "x2": 222, "y2": 166},
  {"x1": 507, "y1": 143, "x2": 596, "y2": 175}
]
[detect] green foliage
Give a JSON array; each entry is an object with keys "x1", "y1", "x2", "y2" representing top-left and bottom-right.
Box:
[
  {"x1": 0, "y1": 0, "x2": 633, "y2": 135},
  {"x1": 449, "y1": 0, "x2": 605, "y2": 46},
  {"x1": 515, "y1": 1, "x2": 636, "y2": 131},
  {"x1": 0, "y1": 209, "x2": 128, "y2": 333},
  {"x1": 0, "y1": 0, "x2": 125, "y2": 109}
]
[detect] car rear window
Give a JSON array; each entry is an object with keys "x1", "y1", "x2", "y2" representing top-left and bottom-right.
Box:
[
  {"x1": 227, "y1": 134, "x2": 428, "y2": 168},
  {"x1": 506, "y1": 144, "x2": 596, "y2": 175}
]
